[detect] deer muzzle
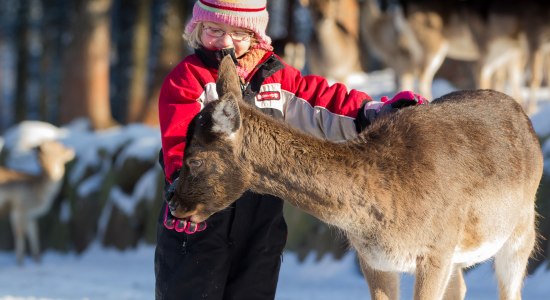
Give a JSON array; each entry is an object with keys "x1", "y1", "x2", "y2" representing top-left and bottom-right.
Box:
[{"x1": 168, "y1": 200, "x2": 206, "y2": 221}]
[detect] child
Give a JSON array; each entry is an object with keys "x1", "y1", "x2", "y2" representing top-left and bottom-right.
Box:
[{"x1": 156, "y1": 1, "x2": 427, "y2": 299}]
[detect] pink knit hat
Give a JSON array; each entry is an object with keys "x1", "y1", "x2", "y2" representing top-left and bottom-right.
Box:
[{"x1": 185, "y1": 0, "x2": 272, "y2": 50}]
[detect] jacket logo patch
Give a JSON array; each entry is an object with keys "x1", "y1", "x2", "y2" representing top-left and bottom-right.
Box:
[{"x1": 256, "y1": 91, "x2": 281, "y2": 101}]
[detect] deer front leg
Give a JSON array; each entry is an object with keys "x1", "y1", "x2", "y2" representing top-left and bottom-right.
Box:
[
  {"x1": 358, "y1": 254, "x2": 399, "y2": 300},
  {"x1": 9, "y1": 211, "x2": 26, "y2": 265},
  {"x1": 414, "y1": 253, "x2": 454, "y2": 300},
  {"x1": 26, "y1": 219, "x2": 41, "y2": 263},
  {"x1": 475, "y1": 54, "x2": 499, "y2": 92},
  {"x1": 399, "y1": 72, "x2": 416, "y2": 94},
  {"x1": 507, "y1": 51, "x2": 526, "y2": 111},
  {"x1": 418, "y1": 42, "x2": 449, "y2": 100},
  {"x1": 526, "y1": 49, "x2": 544, "y2": 114}
]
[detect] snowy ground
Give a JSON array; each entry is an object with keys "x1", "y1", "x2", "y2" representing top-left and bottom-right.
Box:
[
  {"x1": 0, "y1": 244, "x2": 549, "y2": 300},
  {"x1": 1, "y1": 70, "x2": 550, "y2": 299}
]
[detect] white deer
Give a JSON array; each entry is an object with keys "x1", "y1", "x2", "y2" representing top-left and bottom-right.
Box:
[
  {"x1": 0, "y1": 140, "x2": 75, "y2": 265},
  {"x1": 169, "y1": 56, "x2": 542, "y2": 300}
]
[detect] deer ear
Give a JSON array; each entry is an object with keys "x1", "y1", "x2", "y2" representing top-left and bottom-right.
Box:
[
  {"x1": 212, "y1": 55, "x2": 242, "y2": 137},
  {"x1": 216, "y1": 54, "x2": 242, "y2": 98},
  {"x1": 211, "y1": 98, "x2": 241, "y2": 137}
]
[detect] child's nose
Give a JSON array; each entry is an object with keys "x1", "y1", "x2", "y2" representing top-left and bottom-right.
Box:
[{"x1": 217, "y1": 34, "x2": 234, "y2": 47}]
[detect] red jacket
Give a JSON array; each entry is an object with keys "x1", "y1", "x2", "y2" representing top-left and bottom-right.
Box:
[{"x1": 158, "y1": 51, "x2": 372, "y2": 181}]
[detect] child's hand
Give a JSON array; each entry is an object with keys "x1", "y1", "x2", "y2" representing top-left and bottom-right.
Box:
[
  {"x1": 355, "y1": 91, "x2": 428, "y2": 131},
  {"x1": 163, "y1": 205, "x2": 207, "y2": 234},
  {"x1": 380, "y1": 90, "x2": 428, "y2": 110}
]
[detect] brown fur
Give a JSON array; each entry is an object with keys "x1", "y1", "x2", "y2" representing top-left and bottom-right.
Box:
[
  {"x1": 0, "y1": 141, "x2": 75, "y2": 265},
  {"x1": 171, "y1": 56, "x2": 543, "y2": 300},
  {"x1": 0, "y1": 168, "x2": 35, "y2": 185}
]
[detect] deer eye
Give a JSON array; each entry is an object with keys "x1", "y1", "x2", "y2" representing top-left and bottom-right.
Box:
[{"x1": 187, "y1": 159, "x2": 203, "y2": 169}]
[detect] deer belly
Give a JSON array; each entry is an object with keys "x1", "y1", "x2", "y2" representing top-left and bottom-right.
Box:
[
  {"x1": 361, "y1": 247, "x2": 418, "y2": 273},
  {"x1": 361, "y1": 238, "x2": 506, "y2": 272},
  {"x1": 452, "y1": 239, "x2": 506, "y2": 266}
]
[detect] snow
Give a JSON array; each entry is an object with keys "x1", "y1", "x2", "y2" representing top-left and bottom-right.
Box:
[
  {"x1": 1, "y1": 70, "x2": 549, "y2": 299},
  {"x1": 0, "y1": 245, "x2": 548, "y2": 300},
  {"x1": 108, "y1": 168, "x2": 160, "y2": 216}
]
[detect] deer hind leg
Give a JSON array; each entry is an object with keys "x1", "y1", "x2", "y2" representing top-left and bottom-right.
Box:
[
  {"x1": 494, "y1": 214, "x2": 536, "y2": 300},
  {"x1": 26, "y1": 219, "x2": 41, "y2": 263},
  {"x1": 443, "y1": 265, "x2": 466, "y2": 300},
  {"x1": 358, "y1": 255, "x2": 399, "y2": 300},
  {"x1": 413, "y1": 253, "x2": 454, "y2": 300},
  {"x1": 9, "y1": 211, "x2": 26, "y2": 265}
]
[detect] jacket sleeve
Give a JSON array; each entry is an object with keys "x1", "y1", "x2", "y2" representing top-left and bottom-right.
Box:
[
  {"x1": 279, "y1": 66, "x2": 373, "y2": 142},
  {"x1": 158, "y1": 62, "x2": 203, "y2": 182}
]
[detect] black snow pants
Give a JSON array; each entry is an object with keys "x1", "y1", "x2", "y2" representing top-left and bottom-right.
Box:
[{"x1": 154, "y1": 191, "x2": 287, "y2": 300}]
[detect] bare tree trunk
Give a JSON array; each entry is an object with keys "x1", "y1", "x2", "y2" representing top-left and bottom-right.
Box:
[
  {"x1": 126, "y1": 0, "x2": 151, "y2": 123},
  {"x1": 26, "y1": 0, "x2": 43, "y2": 121},
  {"x1": 39, "y1": 0, "x2": 67, "y2": 125},
  {"x1": 15, "y1": 0, "x2": 30, "y2": 123},
  {"x1": 0, "y1": 0, "x2": 19, "y2": 133},
  {"x1": 140, "y1": 0, "x2": 188, "y2": 126},
  {"x1": 60, "y1": 0, "x2": 116, "y2": 130}
]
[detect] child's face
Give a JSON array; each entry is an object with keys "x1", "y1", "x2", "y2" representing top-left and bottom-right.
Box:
[{"x1": 200, "y1": 22, "x2": 253, "y2": 58}]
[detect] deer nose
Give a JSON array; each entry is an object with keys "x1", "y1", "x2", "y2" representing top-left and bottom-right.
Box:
[
  {"x1": 168, "y1": 200, "x2": 196, "y2": 219},
  {"x1": 167, "y1": 200, "x2": 179, "y2": 213}
]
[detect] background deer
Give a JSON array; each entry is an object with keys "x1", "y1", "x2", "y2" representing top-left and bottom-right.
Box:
[
  {"x1": 359, "y1": 0, "x2": 549, "y2": 114},
  {"x1": 305, "y1": 0, "x2": 363, "y2": 83},
  {"x1": 0, "y1": 140, "x2": 75, "y2": 265},
  {"x1": 169, "y1": 56, "x2": 542, "y2": 300}
]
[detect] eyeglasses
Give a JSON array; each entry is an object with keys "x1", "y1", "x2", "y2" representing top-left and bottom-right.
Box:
[{"x1": 202, "y1": 26, "x2": 254, "y2": 41}]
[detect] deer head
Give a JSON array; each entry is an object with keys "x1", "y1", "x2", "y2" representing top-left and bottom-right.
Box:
[
  {"x1": 37, "y1": 140, "x2": 75, "y2": 181},
  {"x1": 169, "y1": 55, "x2": 253, "y2": 223}
]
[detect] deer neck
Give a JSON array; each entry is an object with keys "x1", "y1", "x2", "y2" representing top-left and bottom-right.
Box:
[
  {"x1": 237, "y1": 105, "x2": 384, "y2": 231},
  {"x1": 41, "y1": 158, "x2": 66, "y2": 182},
  {"x1": 35, "y1": 158, "x2": 66, "y2": 201}
]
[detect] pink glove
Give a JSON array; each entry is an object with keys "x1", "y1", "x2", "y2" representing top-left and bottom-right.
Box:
[
  {"x1": 379, "y1": 90, "x2": 428, "y2": 109},
  {"x1": 356, "y1": 90, "x2": 428, "y2": 131}
]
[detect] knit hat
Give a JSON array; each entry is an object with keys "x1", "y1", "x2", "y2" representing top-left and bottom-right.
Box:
[{"x1": 185, "y1": 0, "x2": 272, "y2": 51}]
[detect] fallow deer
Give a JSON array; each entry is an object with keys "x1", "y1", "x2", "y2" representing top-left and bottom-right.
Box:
[
  {"x1": 169, "y1": 56, "x2": 542, "y2": 300},
  {"x1": 0, "y1": 140, "x2": 75, "y2": 265}
]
